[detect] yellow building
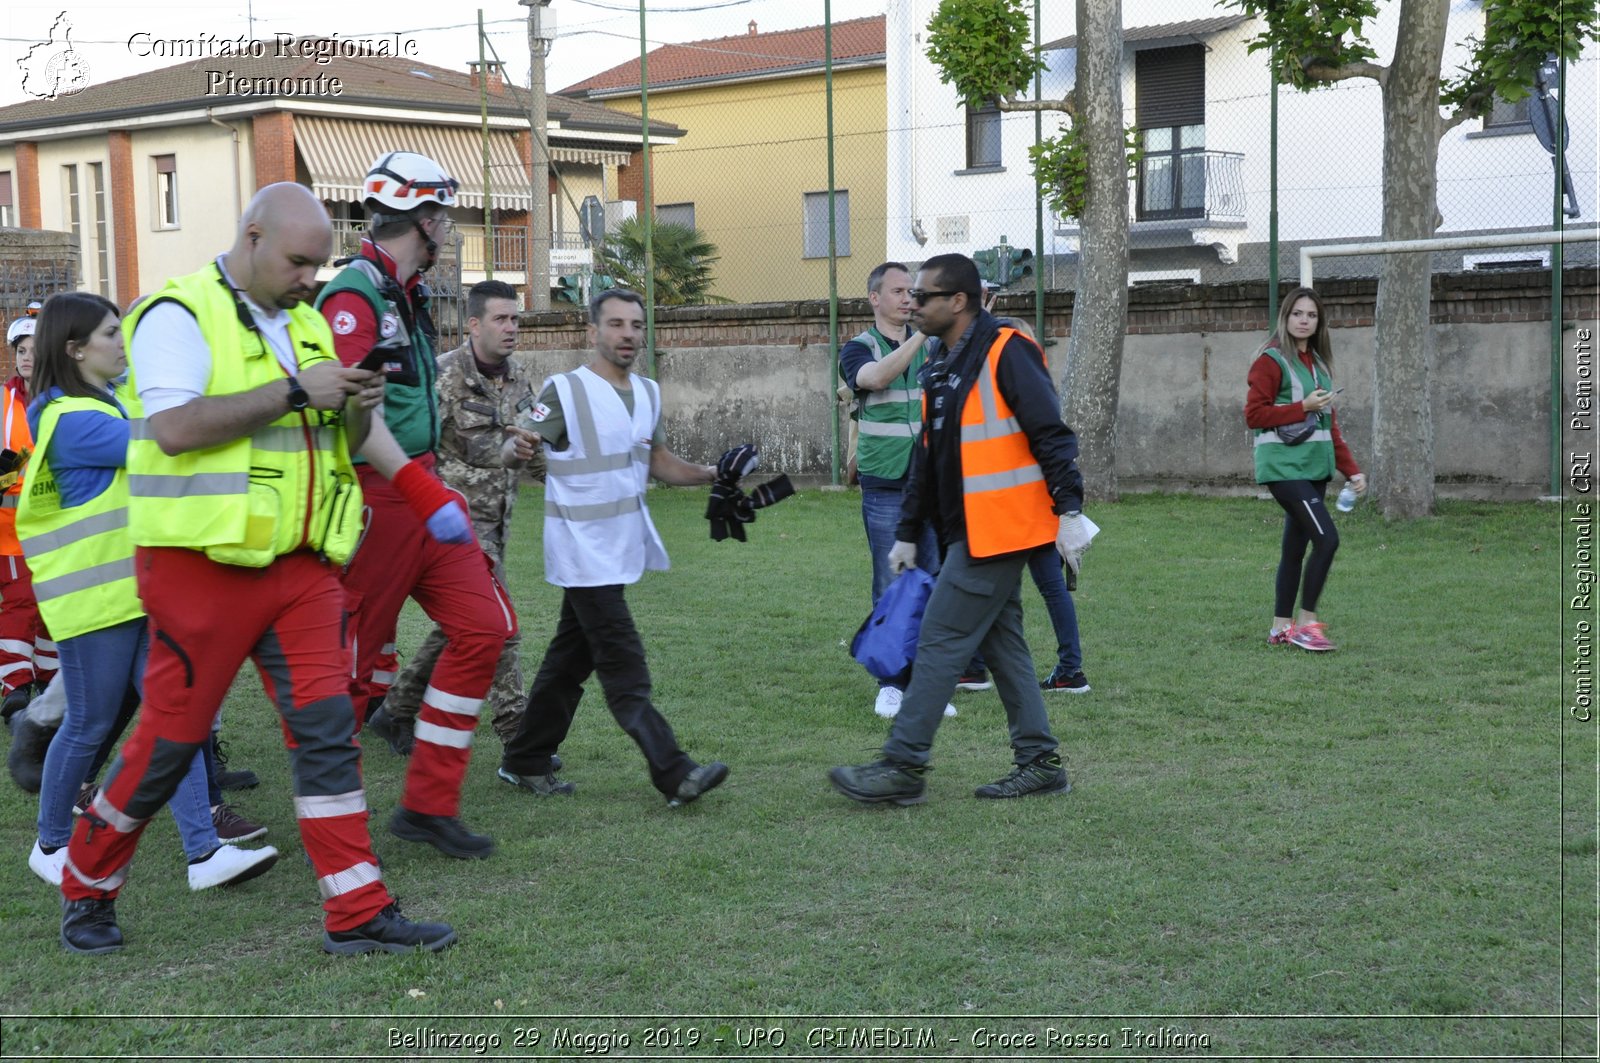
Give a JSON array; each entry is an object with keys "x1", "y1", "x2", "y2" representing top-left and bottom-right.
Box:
[{"x1": 562, "y1": 17, "x2": 886, "y2": 305}]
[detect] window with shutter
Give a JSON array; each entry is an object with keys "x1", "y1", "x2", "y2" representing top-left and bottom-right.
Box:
[{"x1": 1135, "y1": 45, "x2": 1206, "y2": 220}]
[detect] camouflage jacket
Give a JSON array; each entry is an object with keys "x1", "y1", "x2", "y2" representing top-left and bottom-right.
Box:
[{"x1": 434, "y1": 342, "x2": 544, "y2": 558}]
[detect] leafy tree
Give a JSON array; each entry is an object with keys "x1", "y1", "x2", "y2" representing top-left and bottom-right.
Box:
[
  {"x1": 597, "y1": 217, "x2": 729, "y2": 306},
  {"x1": 927, "y1": 0, "x2": 1133, "y2": 500},
  {"x1": 1233, "y1": 0, "x2": 1598, "y2": 517}
]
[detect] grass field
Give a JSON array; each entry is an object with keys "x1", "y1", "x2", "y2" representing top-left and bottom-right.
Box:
[{"x1": 0, "y1": 488, "x2": 1592, "y2": 1061}]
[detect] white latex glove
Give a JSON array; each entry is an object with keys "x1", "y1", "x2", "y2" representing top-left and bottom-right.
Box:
[
  {"x1": 1057, "y1": 512, "x2": 1091, "y2": 577},
  {"x1": 888, "y1": 540, "x2": 917, "y2": 575}
]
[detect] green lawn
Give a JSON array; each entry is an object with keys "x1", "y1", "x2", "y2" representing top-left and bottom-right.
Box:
[{"x1": 0, "y1": 490, "x2": 1591, "y2": 1060}]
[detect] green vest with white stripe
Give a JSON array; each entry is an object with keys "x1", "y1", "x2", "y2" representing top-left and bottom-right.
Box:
[
  {"x1": 15, "y1": 395, "x2": 141, "y2": 640},
  {"x1": 852, "y1": 328, "x2": 924, "y2": 480},
  {"x1": 1252, "y1": 347, "x2": 1335, "y2": 483},
  {"x1": 122, "y1": 264, "x2": 364, "y2": 567}
]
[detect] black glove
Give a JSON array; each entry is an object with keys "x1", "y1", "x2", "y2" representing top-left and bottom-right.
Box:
[
  {"x1": 705, "y1": 481, "x2": 749, "y2": 542},
  {"x1": 748, "y1": 475, "x2": 795, "y2": 510},
  {"x1": 716, "y1": 444, "x2": 760, "y2": 485}
]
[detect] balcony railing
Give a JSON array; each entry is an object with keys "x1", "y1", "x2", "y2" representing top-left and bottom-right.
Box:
[
  {"x1": 1057, "y1": 149, "x2": 1247, "y2": 231},
  {"x1": 329, "y1": 220, "x2": 593, "y2": 277}
]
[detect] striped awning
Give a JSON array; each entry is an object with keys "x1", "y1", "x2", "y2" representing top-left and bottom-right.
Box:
[
  {"x1": 295, "y1": 116, "x2": 532, "y2": 210},
  {"x1": 549, "y1": 145, "x2": 633, "y2": 167}
]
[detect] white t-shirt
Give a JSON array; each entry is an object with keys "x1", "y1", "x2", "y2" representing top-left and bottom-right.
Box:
[{"x1": 132, "y1": 258, "x2": 300, "y2": 417}]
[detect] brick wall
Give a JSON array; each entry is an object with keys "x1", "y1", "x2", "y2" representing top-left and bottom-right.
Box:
[
  {"x1": 251, "y1": 112, "x2": 296, "y2": 188},
  {"x1": 14, "y1": 143, "x2": 40, "y2": 229},
  {"x1": 105, "y1": 131, "x2": 139, "y2": 308},
  {"x1": 511, "y1": 269, "x2": 1599, "y2": 497},
  {"x1": 615, "y1": 149, "x2": 646, "y2": 207}
]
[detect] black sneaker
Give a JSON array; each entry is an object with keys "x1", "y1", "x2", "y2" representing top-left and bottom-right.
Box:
[
  {"x1": 668, "y1": 761, "x2": 728, "y2": 807},
  {"x1": 974, "y1": 753, "x2": 1071, "y2": 799},
  {"x1": 1, "y1": 681, "x2": 37, "y2": 723},
  {"x1": 1041, "y1": 666, "x2": 1090, "y2": 694},
  {"x1": 8, "y1": 711, "x2": 56, "y2": 793},
  {"x1": 955, "y1": 669, "x2": 993, "y2": 691},
  {"x1": 322, "y1": 901, "x2": 457, "y2": 956},
  {"x1": 365, "y1": 706, "x2": 415, "y2": 757},
  {"x1": 388, "y1": 807, "x2": 495, "y2": 859},
  {"x1": 497, "y1": 766, "x2": 575, "y2": 796},
  {"x1": 828, "y1": 760, "x2": 928, "y2": 806},
  {"x1": 211, "y1": 736, "x2": 259, "y2": 791},
  {"x1": 61, "y1": 897, "x2": 124, "y2": 955}
]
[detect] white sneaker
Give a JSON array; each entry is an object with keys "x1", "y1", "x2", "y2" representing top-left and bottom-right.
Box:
[
  {"x1": 29, "y1": 840, "x2": 66, "y2": 885},
  {"x1": 187, "y1": 843, "x2": 280, "y2": 891},
  {"x1": 873, "y1": 686, "x2": 903, "y2": 718},
  {"x1": 943, "y1": 703, "x2": 958, "y2": 718}
]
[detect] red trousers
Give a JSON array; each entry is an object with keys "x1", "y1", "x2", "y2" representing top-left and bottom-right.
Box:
[
  {"x1": 62, "y1": 548, "x2": 391, "y2": 933},
  {"x1": 344, "y1": 458, "x2": 515, "y2": 818},
  {"x1": 0, "y1": 553, "x2": 56, "y2": 693}
]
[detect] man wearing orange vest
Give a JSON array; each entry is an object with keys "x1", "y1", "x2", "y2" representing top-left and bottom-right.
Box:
[
  {"x1": 0, "y1": 309, "x2": 56, "y2": 725},
  {"x1": 829, "y1": 253, "x2": 1092, "y2": 805}
]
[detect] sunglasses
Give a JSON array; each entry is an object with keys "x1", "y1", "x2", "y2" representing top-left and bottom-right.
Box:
[{"x1": 910, "y1": 289, "x2": 960, "y2": 306}]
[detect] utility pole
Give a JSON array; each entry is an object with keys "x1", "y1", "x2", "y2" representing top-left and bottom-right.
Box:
[{"x1": 521, "y1": 0, "x2": 553, "y2": 311}]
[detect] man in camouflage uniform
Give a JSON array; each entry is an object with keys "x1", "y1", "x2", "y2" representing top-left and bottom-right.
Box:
[{"x1": 369, "y1": 280, "x2": 543, "y2": 753}]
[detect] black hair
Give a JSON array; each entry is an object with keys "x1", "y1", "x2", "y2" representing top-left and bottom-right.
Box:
[
  {"x1": 590, "y1": 287, "x2": 645, "y2": 324},
  {"x1": 467, "y1": 279, "x2": 519, "y2": 322},
  {"x1": 918, "y1": 253, "x2": 983, "y2": 300},
  {"x1": 32, "y1": 291, "x2": 121, "y2": 400}
]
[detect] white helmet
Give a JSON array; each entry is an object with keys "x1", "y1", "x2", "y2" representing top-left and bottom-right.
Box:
[
  {"x1": 6, "y1": 317, "x2": 34, "y2": 347},
  {"x1": 363, "y1": 151, "x2": 459, "y2": 213}
]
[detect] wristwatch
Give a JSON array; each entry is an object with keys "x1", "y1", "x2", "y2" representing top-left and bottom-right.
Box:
[{"x1": 285, "y1": 375, "x2": 310, "y2": 412}]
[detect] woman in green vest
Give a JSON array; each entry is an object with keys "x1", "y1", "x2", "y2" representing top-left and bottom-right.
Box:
[
  {"x1": 22, "y1": 292, "x2": 278, "y2": 892},
  {"x1": 1244, "y1": 287, "x2": 1366, "y2": 653}
]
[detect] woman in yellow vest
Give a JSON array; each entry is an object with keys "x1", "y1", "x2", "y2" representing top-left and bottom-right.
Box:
[{"x1": 21, "y1": 292, "x2": 278, "y2": 891}]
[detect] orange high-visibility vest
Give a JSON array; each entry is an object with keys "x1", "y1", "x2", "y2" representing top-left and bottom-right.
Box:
[
  {"x1": 946, "y1": 327, "x2": 1058, "y2": 559},
  {"x1": 0, "y1": 384, "x2": 31, "y2": 556}
]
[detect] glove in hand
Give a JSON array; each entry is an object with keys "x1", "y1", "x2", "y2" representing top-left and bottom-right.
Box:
[
  {"x1": 888, "y1": 540, "x2": 917, "y2": 575},
  {"x1": 425, "y1": 501, "x2": 473, "y2": 545},
  {"x1": 715, "y1": 444, "x2": 760, "y2": 484}
]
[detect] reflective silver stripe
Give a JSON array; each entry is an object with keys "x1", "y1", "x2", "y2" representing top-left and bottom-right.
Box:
[
  {"x1": 127, "y1": 472, "x2": 250, "y2": 498},
  {"x1": 545, "y1": 449, "x2": 636, "y2": 476},
  {"x1": 371, "y1": 669, "x2": 397, "y2": 684},
  {"x1": 250, "y1": 425, "x2": 319, "y2": 453},
  {"x1": 863, "y1": 388, "x2": 920, "y2": 406},
  {"x1": 90, "y1": 789, "x2": 148, "y2": 834},
  {"x1": 317, "y1": 860, "x2": 383, "y2": 900},
  {"x1": 0, "y1": 496, "x2": 16, "y2": 509},
  {"x1": 859, "y1": 421, "x2": 917, "y2": 438},
  {"x1": 0, "y1": 661, "x2": 31, "y2": 679},
  {"x1": 33, "y1": 557, "x2": 135, "y2": 602},
  {"x1": 544, "y1": 494, "x2": 644, "y2": 522},
  {"x1": 1253, "y1": 429, "x2": 1333, "y2": 447},
  {"x1": 963, "y1": 465, "x2": 1045, "y2": 494},
  {"x1": 128, "y1": 417, "x2": 152, "y2": 441},
  {"x1": 65, "y1": 856, "x2": 129, "y2": 893},
  {"x1": 19, "y1": 508, "x2": 128, "y2": 556},
  {"x1": 959, "y1": 416, "x2": 1022, "y2": 443},
  {"x1": 564, "y1": 371, "x2": 605, "y2": 459},
  {"x1": 294, "y1": 791, "x2": 367, "y2": 819},
  {"x1": 414, "y1": 719, "x2": 475, "y2": 749},
  {"x1": 0, "y1": 638, "x2": 33, "y2": 656},
  {"x1": 422, "y1": 685, "x2": 484, "y2": 718}
]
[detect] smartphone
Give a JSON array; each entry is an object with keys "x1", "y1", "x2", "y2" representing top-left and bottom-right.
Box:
[{"x1": 356, "y1": 348, "x2": 391, "y2": 374}]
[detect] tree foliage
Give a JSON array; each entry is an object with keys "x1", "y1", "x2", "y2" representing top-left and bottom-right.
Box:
[
  {"x1": 597, "y1": 217, "x2": 728, "y2": 307},
  {"x1": 925, "y1": 0, "x2": 1045, "y2": 107},
  {"x1": 1441, "y1": 0, "x2": 1600, "y2": 115}
]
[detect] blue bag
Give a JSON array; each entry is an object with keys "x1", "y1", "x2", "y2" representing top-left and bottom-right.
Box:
[{"x1": 850, "y1": 568, "x2": 936, "y2": 680}]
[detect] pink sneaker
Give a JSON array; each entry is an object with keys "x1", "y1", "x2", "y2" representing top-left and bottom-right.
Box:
[
  {"x1": 1267, "y1": 626, "x2": 1295, "y2": 646},
  {"x1": 1288, "y1": 622, "x2": 1336, "y2": 652}
]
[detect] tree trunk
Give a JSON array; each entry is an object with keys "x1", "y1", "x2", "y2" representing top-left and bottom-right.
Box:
[
  {"x1": 1062, "y1": 0, "x2": 1129, "y2": 502},
  {"x1": 1370, "y1": 0, "x2": 1448, "y2": 518}
]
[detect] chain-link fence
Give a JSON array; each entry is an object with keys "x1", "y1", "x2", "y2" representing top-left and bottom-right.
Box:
[{"x1": 554, "y1": 0, "x2": 1597, "y2": 306}]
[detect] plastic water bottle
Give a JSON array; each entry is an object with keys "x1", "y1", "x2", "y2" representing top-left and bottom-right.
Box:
[{"x1": 1335, "y1": 483, "x2": 1358, "y2": 513}]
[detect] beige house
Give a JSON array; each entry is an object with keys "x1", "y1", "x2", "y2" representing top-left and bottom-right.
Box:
[
  {"x1": 0, "y1": 41, "x2": 682, "y2": 309},
  {"x1": 561, "y1": 17, "x2": 887, "y2": 304}
]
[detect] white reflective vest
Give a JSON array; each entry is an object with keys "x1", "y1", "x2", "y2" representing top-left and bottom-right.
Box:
[{"x1": 542, "y1": 365, "x2": 669, "y2": 588}]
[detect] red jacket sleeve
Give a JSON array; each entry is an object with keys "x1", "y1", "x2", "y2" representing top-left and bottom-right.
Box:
[
  {"x1": 1329, "y1": 411, "x2": 1360, "y2": 479},
  {"x1": 1243, "y1": 352, "x2": 1309, "y2": 429},
  {"x1": 319, "y1": 291, "x2": 379, "y2": 369}
]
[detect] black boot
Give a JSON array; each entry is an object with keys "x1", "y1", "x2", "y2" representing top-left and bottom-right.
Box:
[{"x1": 61, "y1": 897, "x2": 124, "y2": 955}]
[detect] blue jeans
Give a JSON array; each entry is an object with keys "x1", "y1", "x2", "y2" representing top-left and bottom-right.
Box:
[
  {"x1": 861, "y1": 485, "x2": 941, "y2": 605},
  {"x1": 36, "y1": 618, "x2": 217, "y2": 859},
  {"x1": 1027, "y1": 547, "x2": 1083, "y2": 673}
]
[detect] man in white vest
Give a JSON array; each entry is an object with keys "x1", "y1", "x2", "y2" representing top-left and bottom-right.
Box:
[{"x1": 497, "y1": 288, "x2": 729, "y2": 806}]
